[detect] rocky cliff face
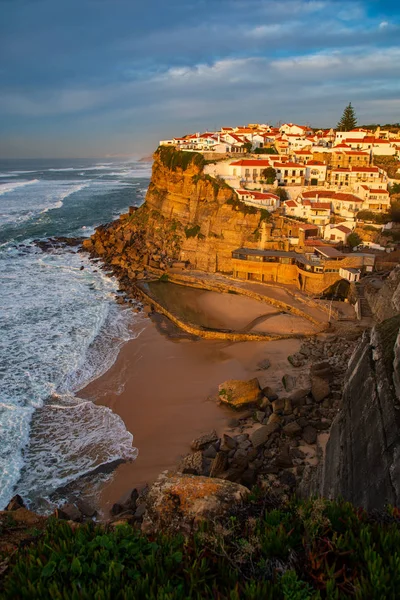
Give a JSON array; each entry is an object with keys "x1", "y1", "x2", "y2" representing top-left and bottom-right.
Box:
[
  {"x1": 318, "y1": 267, "x2": 400, "y2": 509},
  {"x1": 83, "y1": 148, "x2": 262, "y2": 275}
]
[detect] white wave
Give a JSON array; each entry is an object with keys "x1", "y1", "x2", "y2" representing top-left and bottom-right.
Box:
[
  {"x1": 0, "y1": 179, "x2": 39, "y2": 196},
  {"x1": 40, "y1": 182, "x2": 90, "y2": 213},
  {"x1": 0, "y1": 247, "x2": 144, "y2": 509},
  {"x1": 0, "y1": 173, "x2": 18, "y2": 178}
]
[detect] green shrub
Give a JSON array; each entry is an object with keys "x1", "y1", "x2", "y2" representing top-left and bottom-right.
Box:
[
  {"x1": 2, "y1": 498, "x2": 400, "y2": 599},
  {"x1": 155, "y1": 146, "x2": 205, "y2": 172},
  {"x1": 184, "y1": 224, "x2": 201, "y2": 238}
]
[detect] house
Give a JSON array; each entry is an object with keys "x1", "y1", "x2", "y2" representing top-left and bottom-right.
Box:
[
  {"x1": 355, "y1": 186, "x2": 391, "y2": 212},
  {"x1": 305, "y1": 161, "x2": 327, "y2": 185},
  {"x1": 331, "y1": 150, "x2": 370, "y2": 169},
  {"x1": 292, "y1": 149, "x2": 313, "y2": 164},
  {"x1": 330, "y1": 193, "x2": 364, "y2": 218},
  {"x1": 324, "y1": 223, "x2": 353, "y2": 243},
  {"x1": 228, "y1": 159, "x2": 274, "y2": 184},
  {"x1": 236, "y1": 190, "x2": 280, "y2": 211},
  {"x1": 274, "y1": 162, "x2": 305, "y2": 185},
  {"x1": 280, "y1": 124, "x2": 312, "y2": 136}
]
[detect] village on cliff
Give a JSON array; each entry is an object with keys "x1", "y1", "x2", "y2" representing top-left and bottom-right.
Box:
[{"x1": 160, "y1": 119, "x2": 400, "y2": 297}]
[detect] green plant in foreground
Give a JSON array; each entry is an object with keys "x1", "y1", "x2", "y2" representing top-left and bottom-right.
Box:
[{"x1": 2, "y1": 498, "x2": 400, "y2": 599}]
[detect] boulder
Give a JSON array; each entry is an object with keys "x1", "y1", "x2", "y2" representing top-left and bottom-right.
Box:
[
  {"x1": 275, "y1": 446, "x2": 293, "y2": 468},
  {"x1": 249, "y1": 423, "x2": 280, "y2": 448},
  {"x1": 56, "y1": 503, "x2": 82, "y2": 522},
  {"x1": 179, "y1": 451, "x2": 204, "y2": 475},
  {"x1": 5, "y1": 495, "x2": 25, "y2": 511},
  {"x1": 262, "y1": 386, "x2": 278, "y2": 402},
  {"x1": 218, "y1": 379, "x2": 262, "y2": 408},
  {"x1": 191, "y1": 430, "x2": 218, "y2": 451},
  {"x1": 220, "y1": 434, "x2": 237, "y2": 451},
  {"x1": 142, "y1": 473, "x2": 250, "y2": 535},
  {"x1": 282, "y1": 374, "x2": 296, "y2": 392},
  {"x1": 311, "y1": 376, "x2": 331, "y2": 403},
  {"x1": 257, "y1": 359, "x2": 271, "y2": 371},
  {"x1": 283, "y1": 422, "x2": 302, "y2": 437},
  {"x1": 210, "y1": 452, "x2": 228, "y2": 478},
  {"x1": 302, "y1": 425, "x2": 317, "y2": 445}
]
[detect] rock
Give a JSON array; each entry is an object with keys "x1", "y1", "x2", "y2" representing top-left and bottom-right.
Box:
[
  {"x1": 220, "y1": 434, "x2": 237, "y2": 451},
  {"x1": 283, "y1": 398, "x2": 293, "y2": 415},
  {"x1": 275, "y1": 446, "x2": 293, "y2": 468},
  {"x1": 133, "y1": 504, "x2": 146, "y2": 521},
  {"x1": 282, "y1": 422, "x2": 302, "y2": 437},
  {"x1": 257, "y1": 359, "x2": 271, "y2": 370},
  {"x1": 111, "y1": 503, "x2": 125, "y2": 516},
  {"x1": 227, "y1": 418, "x2": 240, "y2": 427},
  {"x1": 179, "y1": 451, "x2": 205, "y2": 475},
  {"x1": 262, "y1": 386, "x2": 278, "y2": 401},
  {"x1": 288, "y1": 388, "x2": 310, "y2": 406},
  {"x1": 311, "y1": 376, "x2": 331, "y2": 403},
  {"x1": 279, "y1": 471, "x2": 297, "y2": 488},
  {"x1": 255, "y1": 410, "x2": 265, "y2": 423},
  {"x1": 288, "y1": 353, "x2": 306, "y2": 368},
  {"x1": 249, "y1": 423, "x2": 280, "y2": 448},
  {"x1": 272, "y1": 398, "x2": 285, "y2": 414},
  {"x1": 241, "y1": 468, "x2": 257, "y2": 487},
  {"x1": 218, "y1": 379, "x2": 262, "y2": 408},
  {"x1": 56, "y1": 503, "x2": 82, "y2": 522},
  {"x1": 210, "y1": 452, "x2": 228, "y2": 478},
  {"x1": 142, "y1": 473, "x2": 250, "y2": 535},
  {"x1": 76, "y1": 500, "x2": 96, "y2": 518},
  {"x1": 302, "y1": 425, "x2": 317, "y2": 444},
  {"x1": 267, "y1": 413, "x2": 282, "y2": 425},
  {"x1": 203, "y1": 445, "x2": 217, "y2": 459},
  {"x1": 6, "y1": 495, "x2": 25, "y2": 511},
  {"x1": 282, "y1": 374, "x2": 296, "y2": 392},
  {"x1": 10, "y1": 507, "x2": 44, "y2": 527},
  {"x1": 191, "y1": 430, "x2": 218, "y2": 451}
]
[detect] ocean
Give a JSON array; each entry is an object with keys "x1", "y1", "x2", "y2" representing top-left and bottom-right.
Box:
[{"x1": 0, "y1": 157, "x2": 151, "y2": 511}]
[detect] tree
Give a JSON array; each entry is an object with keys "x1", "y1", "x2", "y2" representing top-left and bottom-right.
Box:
[
  {"x1": 243, "y1": 141, "x2": 253, "y2": 153},
  {"x1": 273, "y1": 187, "x2": 288, "y2": 201},
  {"x1": 337, "y1": 102, "x2": 357, "y2": 131},
  {"x1": 390, "y1": 200, "x2": 400, "y2": 223},
  {"x1": 347, "y1": 232, "x2": 362, "y2": 248},
  {"x1": 261, "y1": 167, "x2": 276, "y2": 184}
]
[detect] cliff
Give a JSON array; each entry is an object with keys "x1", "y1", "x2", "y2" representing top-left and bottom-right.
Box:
[
  {"x1": 83, "y1": 147, "x2": 263, "y2": 275},
  {"x1": 311, "y1": 267, "x2": 400, "y2": 509}
]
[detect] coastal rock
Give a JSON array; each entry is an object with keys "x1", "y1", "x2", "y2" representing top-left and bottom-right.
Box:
[
  {"x1": 282, "y1": 375, "x2": 296, "y2": 392},
  {"x1": 5, "y1": 495, "x2": 25, "y2": 511},
  {"x1": 191, "y1": 430, "x2": 218, "y2": 451},
  {"x1": 283, "y1": 421, "x2": 302, "y2": 437},
  {"x1": 257, "y1": 359, "x2": 271, "y2": 370},
  {"x1": 311, "y1": 376, "x2": 330, "y2": 403},
  {"x1": 210, "y1": 452, "x2": 228, "y2": 478},
  {"x1": 218, "y1": 378, "x2": 262, "y2": 408},
  {"x1": 249, "y1": 423, "x2": 280, "y2": 448},
  {"x1": 302, "y1": 425, "x2": 317, "y2": 445},
  {"x1": 141, "y1": 473, "x2": 250, "y2": 535},
  {"x1": 56, "y1": 503, "x2": 82, "y2": 523},
  {"x1": 179, "y1": 451, "x2": 204, "y2": 475}
]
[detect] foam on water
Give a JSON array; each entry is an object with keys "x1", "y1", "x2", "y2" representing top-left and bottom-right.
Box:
[
  {"x1": 0, "y1": 179, "x2": 39, "y2": 196},
  {"x1": 0, "y1": 158, "x2": 151, "y2": 510}
]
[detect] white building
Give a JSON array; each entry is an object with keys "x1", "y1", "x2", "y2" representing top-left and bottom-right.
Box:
[
  {"x1": 324, "y1": 223, "x2": 353, "y2": 243},
  {"x1": 236, "y1": 190, "x2": 280, "y2": 211}
]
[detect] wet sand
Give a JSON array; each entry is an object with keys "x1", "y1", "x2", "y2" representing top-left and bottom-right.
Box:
[{"x1": 80, "y1": 308, "x2": 303, "y2": 515}]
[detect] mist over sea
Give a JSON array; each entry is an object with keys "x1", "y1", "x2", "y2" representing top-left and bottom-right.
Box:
[{"x1": 0, "y1": 157, "x2": 150, "y2": 510}]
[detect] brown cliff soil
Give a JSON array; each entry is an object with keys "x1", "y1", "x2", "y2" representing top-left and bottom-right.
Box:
[{"x1": 82, "y1": 147, "x2": 262, "y2": 279}]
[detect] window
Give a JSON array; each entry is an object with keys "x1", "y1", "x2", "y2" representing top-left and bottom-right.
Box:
[
  {"x1": 284, "y1": 170, "x2": 288, "y2": 176},
  {"x1": 253, "y1": 169, "x2": 258, "y2": 178},
  {"x1": 245, "y1": 169, "x2": 250, "y2": 177},
  {"x1": 292, "y1": 170, "x2": 296, "y2": 176},
  {"x1": 233, "y1": 168, "x2": 237, "y2": 176},
  {"x1": 300, "y1": 170, "x2": 304, "y2": 176}
]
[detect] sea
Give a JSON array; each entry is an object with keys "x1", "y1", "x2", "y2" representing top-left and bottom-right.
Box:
[{"x1": 0, "y1": 157, "x2": 151, "y2": 511}]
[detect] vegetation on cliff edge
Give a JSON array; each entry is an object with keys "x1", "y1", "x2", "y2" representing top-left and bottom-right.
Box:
[
  {"x1": 2, "y1": 495, "x2": 400, "y2": 599},
  {"x1": 155, "y1": 146, "x2": 206, "y2": 172}
]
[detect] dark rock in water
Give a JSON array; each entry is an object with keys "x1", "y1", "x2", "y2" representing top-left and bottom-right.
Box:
[
  {"x1": 262, "y1": 386, "x2": 278, "y2": 401},
  {"x1": 311, "y1": 376, "x2": 330, "y2": 403},
  {"x1": 33, "y1": 236, "x2": 85, "y2": 252},
  {"x1": 179, "y1": 451, "x2": 204, "y2": 475},
  {"x1": 275, "y1": 445, "x2": 293, "y2": 468},
  {"x1": 56, "y1": 503, "x2": 82, "y2": 522},
  {"x1": 80, "y1": 265, "x2": 84, "y2": 270},
  {"x1": 6, "y1": 494, "x2": 25, "y2": 511},
  {"x1": 111, "y1": 503, "x2": 125, "y2": 516},
  {"x1": 282, "y1": 374, "x2": 295, "y2": 392}
]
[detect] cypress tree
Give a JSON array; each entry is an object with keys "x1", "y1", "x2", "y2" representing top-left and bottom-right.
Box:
[{"x1": 337, "y1": 102, "x2": 357, "y2": 131}]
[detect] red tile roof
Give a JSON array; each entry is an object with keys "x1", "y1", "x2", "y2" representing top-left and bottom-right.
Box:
[
  {"x1": 336, "y1": 225, "x2": 352, "y2": 234},
  {"x1": 230, "y1": 159, "x2": 271, "y2": 166},
  {"x1": 310, "y1": 202, "x2": 331, "y2": 210},
  {"x1": 368, "y1": 188, "x2": 389, "y2": 194},
  {"x1": 302, "y1": 190, "x2": 336, "y2": 198},
  {"x1": 306, "y1": 160, "x2": 325, "y2": 165},
  {"x1": 274, "y1": 162, "x2": 304, "y2": 168},
  {"x1": 334, "y1": 193, "x2": 363, "y2": 203},
  {"x1": 351, "y1": 166, "x2": 379, "y2": 172},
  {"x1": 285, "y1": 200, "x2": 297, "y2": 207}
]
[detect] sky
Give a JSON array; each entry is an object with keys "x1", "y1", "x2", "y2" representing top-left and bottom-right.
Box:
[{"x1": 0, "y1": 0, "x2": 399, "y2": 158}]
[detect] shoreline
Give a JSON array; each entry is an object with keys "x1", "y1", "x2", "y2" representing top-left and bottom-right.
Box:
[{"x1": 79, "y1": 305, "x2": 305, "y2": 515}]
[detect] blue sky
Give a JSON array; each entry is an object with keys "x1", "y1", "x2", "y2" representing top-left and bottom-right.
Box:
[{"x1": 0, "y1": 0, "x2": 399, "y2": 157}]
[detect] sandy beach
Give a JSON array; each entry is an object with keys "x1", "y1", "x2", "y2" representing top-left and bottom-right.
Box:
[{"x1": 80, "y1": 287, "x2": 305, "y2": 515}]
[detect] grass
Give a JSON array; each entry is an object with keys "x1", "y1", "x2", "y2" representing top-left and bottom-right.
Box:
[{"x1": 2, "y1": 496, "x2": 400, "y2": 599}]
